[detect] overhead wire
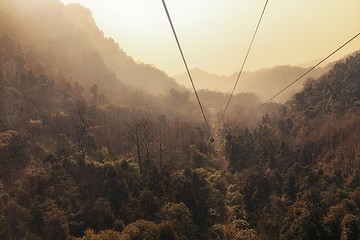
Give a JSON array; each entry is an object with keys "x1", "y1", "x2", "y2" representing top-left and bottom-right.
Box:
[
  {"x1": 220, "y1": 0, "x2": 269, "y2": 123},
  {"x1": 161, "y1": 0, "x2": 212, "y2": 134},
  {"x1": 257, "y1": 32, "x2": 360, "y2": 110}
]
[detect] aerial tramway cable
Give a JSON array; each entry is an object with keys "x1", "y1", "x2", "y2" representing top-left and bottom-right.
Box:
[
  {"x1": 220, "y1": 0, "x2": 269, "y2": 123},
  {"x1": 257, "y1": 32, "x2": 360, "y2": 109},
  {"x1": 161, "y1": 0, "x2": 212, "y2": 135}
]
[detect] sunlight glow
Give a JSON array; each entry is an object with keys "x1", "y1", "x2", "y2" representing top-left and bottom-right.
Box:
[{"x1": 59, "y1": 0, "x2": 360, "y2": 76}]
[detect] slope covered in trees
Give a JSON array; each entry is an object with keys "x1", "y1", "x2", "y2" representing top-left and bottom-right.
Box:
[
  {"x1": 0, "y1": 0, "x2": 360, "y2": 239},
  {"x1": 0, "y1": 0, "x2": 183, "y2": 97},
  {"x1": 224, "y1": 51, "x2": 360, "y2": 239}
]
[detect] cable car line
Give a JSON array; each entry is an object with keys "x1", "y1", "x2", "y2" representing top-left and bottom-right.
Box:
[
  {"x1": 257, "y1": 32, "x2": 360, "y2": 110},
  {"x1": 161, "y1": 0, "x2": 212, "y2": 134},
  {"x1": 220, "y1": 0, "x2": 269, "y2": 123}
]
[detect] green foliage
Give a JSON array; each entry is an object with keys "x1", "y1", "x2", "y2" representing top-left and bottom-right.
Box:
[
  {"x1": 0, "y1": 198, "x2": 31, "y2": 239},
  {"x1": 341, "y1": 214, "x2": 359, "y2": 240},
  {"x1": 42, "y1": 203, "x2": 70, "y2": 240},
  {"x1": 86, "y1": 198, "x2": 115, "y2": 231},
  {"x1": 77, "y1": 229, "x2": 122, "y2": 240},
  {"x1": 209, "y1": 223, "x2": 257, "y2": 240},
  {"x1": 157, "y1": 202, "x2": 197, "y2": 240},
  {"x1": 280, "y1": 201, "x2": 329, "y2": 240},
  {"x1": 190, "y1": 145, "x2": 208, "y2": 168},
  {"x1": 0, "y1": 130, "x2": 30, "y2": 182},
  {"x1": 120, "y1": 220, "x2": 158, "y2": 240},
  {"x1": 325, "y1": 203, "x2": 347, "y2": 239},
  {"x1": 158, "y1": 222, "x2": 177, "y2": 240},
  {"x1": 0, "y1": 48, "x2": 358, "y2": 240}
]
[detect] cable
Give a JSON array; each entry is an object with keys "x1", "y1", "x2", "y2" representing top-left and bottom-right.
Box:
[
  {"x1": 257, "y1": 32, "x2": 360, "y2": 109},
  {"x1": 220, "y1": 0, "x2": 269, "y2": 123},
  {"x1": 161, "y1": 0, "x2": 212, "y2": 134}
]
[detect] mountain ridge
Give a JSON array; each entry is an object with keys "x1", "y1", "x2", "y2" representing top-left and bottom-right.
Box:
[
  {"x1": 174, "y1": 64, "x2": 333, "y2": 102},
  {"x1": 0, "y1": 0, "x2": 185, "y2": 98}
]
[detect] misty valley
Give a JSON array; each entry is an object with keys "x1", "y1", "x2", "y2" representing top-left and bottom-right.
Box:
[{"x1": 0, "y1": 0, "x2": 360, "y2": 239}]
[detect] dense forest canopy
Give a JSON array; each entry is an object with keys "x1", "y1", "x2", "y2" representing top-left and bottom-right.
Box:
[{"x1": 0, "y1": 0, "x2": 360, "y2": 239}]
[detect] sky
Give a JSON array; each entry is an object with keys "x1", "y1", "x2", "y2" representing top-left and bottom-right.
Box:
[{"x1": 59, "y1": 0, "x2": 360, "y2": 76}]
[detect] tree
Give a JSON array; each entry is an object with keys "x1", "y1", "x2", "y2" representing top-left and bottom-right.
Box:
[
  {"x1": 0, "y1": 66, "x2": 4, "y2": 93},
  {"x1": 280, "y1": 202, "x2": 328, "y2": 240},
  {"x1": 86, "y1": 197, "x2": 114, "y2": 231},
  {"x1": 124, "y1": 117, "x2": 156, "y2": 174},
  {"x1": 43, "y1": 205, "x2": 70, "y2": 240},
  {"x1": 102, "y1": 164, "x2": 129, "y2": 214},
  {"x1": 90, "y1": 84, "x2": 98, "y2": 106},
  {"x1": 120, "y1": 220, "x2": 158, "y2": 240},
  {"x1": 158, "y1": 114, "x2": 167, "y2": 168},
  {"x1": 324, "y1": 203, "x2": 346, "y2": 239},
  {"x1": 157, "y1": 202, "x2": 198, "y2": 240},
  {"x1": 341, "y1": 214, "x2": 359, "y2": 240},
  {"x1": 0, "y1": 199, "x2": 31, "y2": 240},
  {"x1": 209, "y1": 223, "x2": 257, "y2": 240},
  {"x1": 73, "y1": 100, "x2": 96, "y2": 160},
  {"x1": 76, "y1": 229, "x2": 122, "y2": 240},
  {"x1": 158, "y1": 222, "x2": 177, "y2": 240},
  {"x1": 0, "y1": 130, "x2": 30, "y2": 183},
  {"x1": 139, "y1": 189, "x2": 159, "y2": 221}
]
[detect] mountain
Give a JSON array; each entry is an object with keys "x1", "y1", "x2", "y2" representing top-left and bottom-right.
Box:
[
  {"x1": 173, "y1": 68, "x2": 230, "y2": 93},
  {"x1": 0, "y1": 0, "x2": 184, "y2": 98},
  {"x1": 1, "y1": 0, "x2": 360, "y2": 239},
  {"x1": 222, "y1": 51, "x2": 360, "y2": 240},
  {"x1": 174, "y1": 64, "x2": 332, "y2": 102},
  {"x1": 272, "y1": 51, "x2": 360, "y2": 179}
]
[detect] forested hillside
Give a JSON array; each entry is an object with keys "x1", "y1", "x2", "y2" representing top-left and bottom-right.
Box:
[
  {"x1": 0, "y1": 0, "x2": 359, "y2": 239},
  {"x1": 224, "y1": 52, "x2": 360, "y2": 239},
  {"x1": 0, "y1": 0, "x2": 183, "y2": 97}
]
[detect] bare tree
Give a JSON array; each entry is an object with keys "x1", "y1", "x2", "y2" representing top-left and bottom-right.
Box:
[
  {"x1": 90, "y1": 84, "x2": 98, "y2": 106},
  {"x1": 124, "y1": 117, "x2": 156, "y2": 174},
  {"x1": 158, "y1": 114, "x2": 167, "y2": 168},
  {"x1": 73, "y1": 100, "x2": 95, "y2": 161}
]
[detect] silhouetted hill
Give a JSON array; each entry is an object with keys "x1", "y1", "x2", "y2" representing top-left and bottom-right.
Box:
[
  {"x1": 174, "y1": 68, "x2": 229, "y2": 93},
  {"x1": 174, "y1": 64, "x2": 332, "y2": 102}
]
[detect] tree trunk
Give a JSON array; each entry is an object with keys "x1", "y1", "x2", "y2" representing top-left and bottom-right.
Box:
[{"x1": 137, "y1": 143, "x2": 142, "y2": 174}]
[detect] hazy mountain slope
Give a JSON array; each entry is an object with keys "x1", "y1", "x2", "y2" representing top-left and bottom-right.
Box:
[
  {"x1": 0, "y1": 0, "x2": 183, "y2": 98},
  {"x1": 174, "y1": 64, "x2": 332, "y2": 102},
  {"x1": 63, "y1": 3, "x2": 184, "y2": 95},
  {"x1": 288, "y1": 51, "x2": 360, "y2": 117},
  {"x1": 173, "y1": 68, "x2": 230, "y2": 93},
  {"x1": 223, "y1": 53, "x2": 360, "y2": 239},
  {"x1": 284, "y1": 51, "x2": 360, "y2": 170}
]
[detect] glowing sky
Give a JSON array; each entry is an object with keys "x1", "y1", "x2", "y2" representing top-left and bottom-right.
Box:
[{"x1": 59, "y1": 0, "x2": 360, "y2": 76}]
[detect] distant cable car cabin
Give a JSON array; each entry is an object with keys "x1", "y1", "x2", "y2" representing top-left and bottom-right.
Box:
[{"x1": 225, "y1": 132, "x2": 233, "y2": 141}]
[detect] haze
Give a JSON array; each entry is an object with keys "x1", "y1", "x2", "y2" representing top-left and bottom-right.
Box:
[{"x1": 61, "y1": 0, "x2": 360, "y2": 76}]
